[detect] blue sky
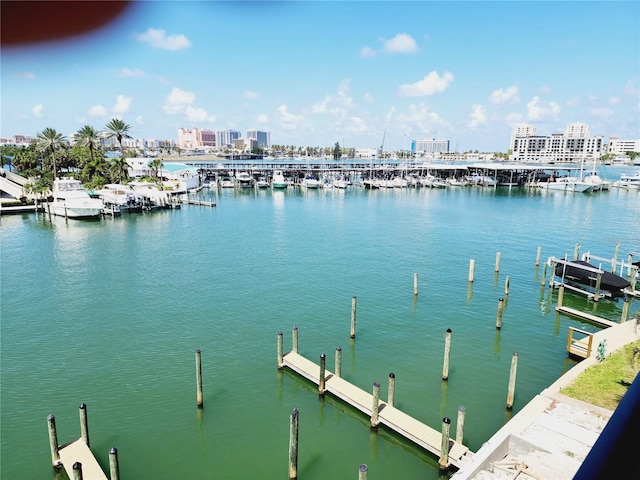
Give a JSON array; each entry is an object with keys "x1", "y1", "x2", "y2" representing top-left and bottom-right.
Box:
[{"x1": 2, "y1": 1, "x2": 639, "y2": 152}]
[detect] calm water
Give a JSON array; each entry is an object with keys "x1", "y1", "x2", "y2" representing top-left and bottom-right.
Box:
[{"x1": 2, "y1": 171, "x2": 639, "y2": 479}]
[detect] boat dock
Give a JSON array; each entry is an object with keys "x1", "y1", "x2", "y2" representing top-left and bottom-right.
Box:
[
  {"x1": 58, "y1": 439, "x2": 108, "y2": 480},
  {"x1": 281, "y1": 349, "x2": 473, "y2": 469}
]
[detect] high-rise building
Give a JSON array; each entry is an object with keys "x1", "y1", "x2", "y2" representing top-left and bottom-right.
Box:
[
  {"x1": 412, "y1": 138, "x2": 450, "y2": 154},
  {"x1": 606, "y1": 135, "x2": 640, "y2": 155},
  {"x1": 509, "y1": 123, "x2": 603, "y2": 163},
  {"x1": 216, "y1": 130, "x2": 241, "y2": 148},
  {"x1": 247, "y1": 129, "x2": 270, "y2": 148}
]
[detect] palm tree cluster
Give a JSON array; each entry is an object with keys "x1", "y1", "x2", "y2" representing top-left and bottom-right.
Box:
[{"x1": 1, "y1": 118, "x2": 137, "y2": 194}]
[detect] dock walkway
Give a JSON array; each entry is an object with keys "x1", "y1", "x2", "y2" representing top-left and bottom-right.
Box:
[
  {"x1": 282, "y1": 351, "x2": 472, "y2": 469},
  {"x1": 58, "y1": 439, "x2": 108, "y2": 480}
]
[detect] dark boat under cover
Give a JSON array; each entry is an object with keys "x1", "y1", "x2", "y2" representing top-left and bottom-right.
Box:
[{"x1": 555, "y1": 260, "x2": 631, "y2": 297}]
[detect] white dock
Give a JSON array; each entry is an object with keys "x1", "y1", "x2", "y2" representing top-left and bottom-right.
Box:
[
  {"x1": 282, "y1": 351, "x2": 473, "y2": 469},
  {"x1": 58, "y1": 439, "x2": 108, "y2": 480}
]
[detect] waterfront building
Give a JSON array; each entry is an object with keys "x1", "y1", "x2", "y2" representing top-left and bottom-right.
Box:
[
  {"x1": 411, "y1": 138, "x2": 451, "y2": 155},
  {"x1": 216, "y1": 129, "x2": 241, "y2": 148},
  {"x1": 606, "y1": 135, "x2": 640, "y2": 155},
  {"x1": 247, "y1": 129, "x2": 270, "y2": 148},
  {"x1": 509, "y1": 122, "x2": 604, "y2": 163}
]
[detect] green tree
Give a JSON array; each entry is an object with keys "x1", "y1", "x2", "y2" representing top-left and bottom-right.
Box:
[
  {"x1": 104, "y1": 118, "x2": 132, "y2": 157},
  {"x1": 148, "y1": 158, "x2": 164, "y2": 182},
  {"x1": 74, "y1": 125, "x2": 101, "y2": 166},
  {"x1": 333, "y1": 142, "x2": 341, "y2": 160},
  {"x1": 109, "y1": 157, "x2": 130, "y2": 183},
  {"x1": 35, "y1": 128, "x2": 68, "y2": 178},
  {"x1": 82, "y1": 156, "x2": 108, "y2": 181}
]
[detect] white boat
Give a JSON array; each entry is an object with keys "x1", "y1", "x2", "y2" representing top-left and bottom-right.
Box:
[
  {"x1": 544, "y1": 176, "x2": 594, "y2": 193},
  {"x1": 581, "y1": 171, "x2": 610, "y2": 191},
  {"x1": 96, "y1": 184, "x2": 143, "y2": 212},
  {"x1": 468, "y1": 174, "x2": 498, "y2": 187},
  {"x1": 446, "y1": 177, "x2": 468, "y2": 187},
  {"x1": 272, "y1": 170, "x2": 287, "y2": 189},
  {"x1": 235, "y1": 172, "x2": 253, "y2": 187},
  {"x1": 255, "y1": 177, "x2": 269, "y2": 188},
  {"x1": 48, "y1": 178, "x2": 104, "y2": 219},
  {"x1": 332, "y1": 175, "x2": 348, "y2": 189},
  {"x1": 220, "y1": 176, "x2": 234, "y2": 188},
  {"x1": 301, "y1": 174, "x2": 321, "y2": 189},
  {"x1": 612, "y1": 172, "x2": 640, "y2": 189}
]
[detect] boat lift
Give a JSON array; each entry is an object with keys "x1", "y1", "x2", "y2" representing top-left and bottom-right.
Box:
[
  {"x1": 580, "y1": 251, "x2": 639, "y2": 297},
  {"x1": 548, "y1": 257, "x2": 608, "y2": 301}
]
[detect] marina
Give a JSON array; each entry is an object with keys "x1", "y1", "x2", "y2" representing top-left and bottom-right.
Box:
[{"x1": 1, "y1": 170, "x2": 639, "y2": 479}]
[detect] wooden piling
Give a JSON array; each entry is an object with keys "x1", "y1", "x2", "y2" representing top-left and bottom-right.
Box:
[
  {"x1": 557, "y1": 284, "x2": 564, "y2": 308},
  {"x1": 359, "y1": 464, "x2": 368, "y2": 480},
  {"x1": 442, "y1": 329, "x2": 452, "y2": 381},
  {"x1": 541, "y1": 262, "x2": 547, "y2": 286},
  {"x1": 195, "y1": 349, "x2": 204, "y2": 408},
  {"x1": 109, "y1": 447, "x2": 120, "y2": 480},
  {"x1": 594, "y1": 272, "x2": 602, "y2": 302},
  {"x1": 335, "y1": 346, "x2": 342, "y2": 378},
  {"x1": 504, "y1": 275, "x2": 510, "y2": 296},
  {"x1": 612, "y1": 242, "x2": 620, "y2": 273},
  {"x1": 277, "y1": 332, "x2": 284, "y2": 370},
  {"x1": 573, "y1": 243, "x2": 580, "y2": 261},
  {"x1": 621, "y1": 298, "x2": 630, "y2": 322},
  {"x1": 456, "y1": 406, "x2": 466, "y2": 444},
  {"x1": 496, "y1": 298, "x2": 504, "y2": 330},
  {"x1": 495, "y1": 252, "x2": 501, "y2": 272},
  {"x1": 79, "y1": 403, "x2": 90, "y2": 447},
  {"x1": 319, "y1": 354, "x2": 326, "y2": 395},
  {"x1": 439, "y1": 417, "x2": 451, "y2": 471},
  {"x1": 47, "y1": 414, "x2": 61, "y2": 468},
  {"x1": 288, "y1": 408, "x2": 299, "y2": 480},
  {"x1": 468, "y1": 259, "x2": 475, "y2": 283},
  {"x1": 72, "y1": 462, "x2": 83, "y2": 480},
  {"x1": 506, "y1": 352, "x2": 519, "y2": 410},
  {"x1": 413, "y1": 273, "x2": 419, "y2": 296},
  {"x1": 535, "y1": 246, "x2": 541, "y2": 267},
  {"x1": 388, "y1": 373, "x2": 396, "y2": 407},
  {"x1": 371, "y1": 382, "x2": 380, "y2": 429},
  {"x1": 292, "y1": 326, "x2": 298, "y2": 353},
  {"x1": 350, "y1": 296, "x2": 357, "y2": 339}
]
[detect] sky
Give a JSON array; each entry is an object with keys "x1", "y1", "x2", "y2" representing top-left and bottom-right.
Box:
[{"x1": 1, "y1": 1, "x2": 639, "y2": 152}]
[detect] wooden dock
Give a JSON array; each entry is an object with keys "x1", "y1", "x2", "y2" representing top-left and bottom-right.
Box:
[
  {"x1": 58, "y1": 439, "x2": 108, "y2": 480},
  {"x1": 555, "y1": 306, "x2": 618, "y2": 328},
  {"x1": 282, "y1": 351, "x2": 473, "y2": 469}
]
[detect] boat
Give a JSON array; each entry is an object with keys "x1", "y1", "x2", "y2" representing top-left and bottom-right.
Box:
[
  {"x1": 272, "y1": 170, "x2": 287, "y2": 189},
  {"x1": 301, "y1": 174, "x2": 321, "y2": 189},
  {"x1": 581, "y1": 171, "x2": 610, "y2": 191},
  {"x1": 220, "y1": 176, "x2": 234, "y2": 188},
  {"x1": 255, "y1": 177, "x2": 269, "y2": 188},
  {"x1": 553, "y1": 259, "x2": 630, "y2": 297},
  {"x1": 48, "y1": 178, "x2": 104, "y2": 219},
  {"x1": 96, "y1": 184, "x2": 143, "y2": 212},
  {"x1": 544, "y1": 176, "x2": 594, "y2": 193},
  {"x1": 612, "y1": 171, "x2": 640, "y2": 190},
  {"x1": 235, "y1": 172, "x2": 253, "y2": 187},
  {"x1": 332, "y1": 175, "x2": 348, "y2": 189}
]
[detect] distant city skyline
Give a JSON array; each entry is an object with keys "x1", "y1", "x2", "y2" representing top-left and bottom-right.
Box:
[{"x1": 2, "y1": 1, "x2": 638, "y2": 152}]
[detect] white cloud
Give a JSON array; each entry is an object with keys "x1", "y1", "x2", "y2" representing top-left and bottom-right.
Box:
[
  {"x1": 136, "y1": 28, "x2": 191, "y2": 51},
  {"x1": 88, "y1": 105, "x2": 108, "y2": 116},
  {"x1": 135, "y1": 115, "x2": 144, "y2": 125},
  {"x1": 589, "y1": 107, "x2": 614, "y2": 118},
  {"x1": 243, "y1": 91, "x2": 259, "y2": 99},
  {"x1": 344, "y1": 116, "x2": 368, "y2": 134},
  {"x1": 185, "y1": 106, "x2": 215, "y2": 123},
  {"x1": 163, "y1": 87, "x2": 196, "y2": 114},
  {"x1": 397, "y1": 71, "x2": 453, "y2": 97},
  {"x1": 120, "y1": 68, "x2": 145, "y2": 77},
  {"x1": 112, "y1": 95, "x2": 132, "y2": 114},
  {"x1": 608, "y1": 96, "x2": 620, "y2": 105},
  {"x1": 468, "y1": 104, "x2": 487, "y2": 128},
  {"x1": 526, "y1": 96, "x2": 561, "y2": 120},
  {"x1": 489, "y1": 85, "x2": 519, "y2": 104},
  {"x1": 623, "y1": 78, "x2": 639, "y2": 97},
  {"x1": 363, "y1": 92, "x2": 374, "y2": 103},
  {"x1": 277, "y1": 105, "x2": 304, "y2": 129},
  {"x1": 11, "y1": 71, "x2": 35, "y2": 79},
  {"x1": 256, "y1": 114, "x2": 268, "y2": 123},
  {"x1": 382, "y1": 33, "x2": 417, "y2": 54},
  {"x1": 565, "y1": 98, "x2": 581, "y2": 107},
  {"x1": 32, "y1": 104, "x2": 43, "y2": 118},
  {"x1": 360, "y1": 46, "x2": 376, "y2": 58}
]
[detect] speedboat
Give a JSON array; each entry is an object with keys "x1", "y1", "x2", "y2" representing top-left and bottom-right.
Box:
[
  {"x1": 545, "y1": 176, "x2": 594, "y2": 193},
  {"x1": 301, "y1": 174, "x2": 321, "y2": 189},
  {"x1": 553, "y1": 259, "x2": 630, "y2": 297},
  {"x1": 612, "y1": 172, "x2": 640, "y2": 190},
  {"x1": 272, "y1": 170, "x2": 287, "y2": 189},
  {"x1": 235, "y1": 172, "x2": 253, "y2": 187},
  {"x1": 48, "y1": 178, "x2": 104, "y2": 219}
]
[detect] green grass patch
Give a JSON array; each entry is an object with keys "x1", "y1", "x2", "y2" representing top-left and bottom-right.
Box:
[{"x1": 561, "y1": 341, "x2": 639, "y2": 411}]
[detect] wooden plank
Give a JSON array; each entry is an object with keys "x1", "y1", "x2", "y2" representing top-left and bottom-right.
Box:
[
  {"x1": 555, "y1": 306, "x2": 617, "y2": 328},
  {"x1": 58, "y1": 439, "x2": 108, "y2": 480},
  {"x1": 282, "y1": 351, "x2": 472, "y2": 468}
]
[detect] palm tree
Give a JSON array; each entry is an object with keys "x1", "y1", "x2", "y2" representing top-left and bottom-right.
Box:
[
  {"x1": 104, "y1": 118, "x2": 132, "y2": 158},
  {"x1": 74, "y1": 125, "x2": 101, "y2": 165},
  {"x1": 35, "y1": 128, "x2": 68, "y2": 178},
  {"x1": 109, "y1": 157, "x2": 130, "y2": 183},
  {"x1": 148, "y1": 158, "x2": 164, "y2": 181},
  {"x1": 82, "y1": 156, "x2": 108, "y2": 181}
]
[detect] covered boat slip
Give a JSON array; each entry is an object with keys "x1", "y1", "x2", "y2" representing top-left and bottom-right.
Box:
[{"x1": 549, "y1": 257, "x2": 633, "y2": 300}]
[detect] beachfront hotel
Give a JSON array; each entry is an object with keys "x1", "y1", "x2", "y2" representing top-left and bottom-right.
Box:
[{"x1": 509, "y1": 122, "x2": 604, "y2": 163}]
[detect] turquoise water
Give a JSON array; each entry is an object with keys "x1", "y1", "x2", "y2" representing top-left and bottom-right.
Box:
[{"x1": 2, "y1": 174, "x2": 639, "y2": 479}]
